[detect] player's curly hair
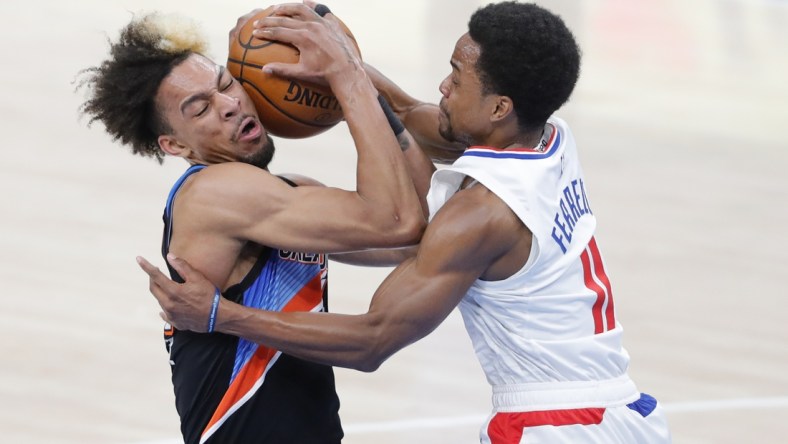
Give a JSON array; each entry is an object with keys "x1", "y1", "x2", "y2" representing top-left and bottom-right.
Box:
[
  {"x1": 78, "y1": 13, "x2": 208, "y2": 162},
  {"x1": 469, "y1": 2, "x2": 581, "y2": 131}
]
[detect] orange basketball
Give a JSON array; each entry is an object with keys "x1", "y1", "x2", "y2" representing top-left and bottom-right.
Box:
[{"x1": 227, "y1": 7, "x2": 360, "y2": 139}]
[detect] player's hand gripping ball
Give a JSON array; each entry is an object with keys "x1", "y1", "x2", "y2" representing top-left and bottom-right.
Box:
[{"x1": 227, "y1": 5, "x2": 360, "y2": 139}]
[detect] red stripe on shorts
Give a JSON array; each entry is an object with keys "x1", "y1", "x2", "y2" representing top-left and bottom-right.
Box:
[{"x1": 488, "y1": 408, "x2": 605, "y2": 444}]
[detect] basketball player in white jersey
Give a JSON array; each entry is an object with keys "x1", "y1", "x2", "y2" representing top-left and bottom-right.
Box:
[{"x1": 139, "y1": 2, "x2": 672, "y2": 442}]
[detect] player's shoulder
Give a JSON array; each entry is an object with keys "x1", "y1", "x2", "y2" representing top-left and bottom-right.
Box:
[
  {"x1": 449, "y1": 182, "x2": 506, "y2": 210},
  {"x1": 431, "y1": 183, "x2": 518, "y2": 235},
  {"x1": 196, "y1": 162, "x2": 273, "y2": 178},
  {"x1": 277, "y1": 173, "x2": 326, "y2": 187},
  {"x1": 195, "y1": 164, "x2": 323, "y2": 187},
  {"x1": 177, "y1": 162, "x2": 283, "y2": 203},
  {"x1": 186, "y1": 162, "x2": 278, "y2": 188},
  {"x1": 421, "y1": 183, "x2": 523, "y2": 266}
]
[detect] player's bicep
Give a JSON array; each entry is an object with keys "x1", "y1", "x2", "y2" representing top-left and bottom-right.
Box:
[
  {"x1": 247, "y1": 173, "x2": 382, "y2": 252},
  {"x1": 197, "y1": 164, "x2": 417, "y2": 253},
  {"x1": 240, "y1": 181, "x2": 388, "y2": 252},
  {"x1": 189, "y1": 165, "x2": 358, "y2": 250},
  {"x1": 362, "y1": 255, "x2": 477, "y2": 357},
  {"x1": 365, "y1": 204, "x2": 506, "y2": 353}
]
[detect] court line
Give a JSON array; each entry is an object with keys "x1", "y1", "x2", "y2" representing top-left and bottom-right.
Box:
[{"x1": 127, "y1": 396, "x2": 788, "y2": 443}]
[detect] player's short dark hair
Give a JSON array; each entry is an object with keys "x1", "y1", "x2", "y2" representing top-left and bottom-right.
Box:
[
  {"x1": 469, "y1": 2, "x2": 581, "y2": 131},
  {"x1": 78, "y1": 14, "x2": 206, "y2": 162}
]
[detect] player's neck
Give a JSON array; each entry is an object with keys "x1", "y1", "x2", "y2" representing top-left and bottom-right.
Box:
[
  {"x1": 512, "y1": 125, "x2": 546, "y2": 150},
  {"x1": 484, "y1": 125, "x2": 544, "y2": 150}
]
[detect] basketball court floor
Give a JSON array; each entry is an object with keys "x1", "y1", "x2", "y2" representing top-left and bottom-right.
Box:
[{"x1": 1, "y1": 0, "x2": 786, "y2": 442}]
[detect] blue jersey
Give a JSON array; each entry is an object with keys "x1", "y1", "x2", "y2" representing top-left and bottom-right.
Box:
[{"x1": 161, "y1": 165, "x2": 342, "y2": 444}]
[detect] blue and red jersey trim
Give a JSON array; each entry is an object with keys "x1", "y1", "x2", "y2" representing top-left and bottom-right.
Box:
[{"x1": 463, "y1": 124, "x2": 561, "y2": 160}]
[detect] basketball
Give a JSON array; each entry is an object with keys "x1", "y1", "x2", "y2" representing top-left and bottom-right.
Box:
[{"x1": 227, "y1": 7, "x2": 360, "y2": 139}]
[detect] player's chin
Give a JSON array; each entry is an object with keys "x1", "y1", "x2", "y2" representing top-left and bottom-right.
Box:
[
  {"x1": 239, "y1": 142, "x2": 274, "y2": 170},
  {"x1": 437, "y1": 111, "x2": 450, "y2": 133},
  {"x1": 438, "y1": 122, "x2": 455, "y2": 143},
  {"x1": 242, "y1": 134, "x2": 268, "y2": 158}
]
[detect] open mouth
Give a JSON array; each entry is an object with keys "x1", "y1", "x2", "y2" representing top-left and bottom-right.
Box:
[{"x1": 238, "y1": 117, "x2": 262, "y2": 142}]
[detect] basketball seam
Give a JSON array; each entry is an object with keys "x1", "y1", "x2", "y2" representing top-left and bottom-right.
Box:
[
  {"x1": 236, "y1": 31, "x2": 337, "y2": 129},
  {"x1": 231, "y1": 23, "x2": 339, "y2": 135}
]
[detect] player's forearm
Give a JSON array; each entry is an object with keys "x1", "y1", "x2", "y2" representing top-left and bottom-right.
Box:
[
  {"x1": 329, "y1": 244, "x2": 417, "y2": 267},
  {"x1": 328, "y1": 67, "x2": 426, "y2": 242},
  {"x1": 400, "y1": 131, "x2": 435, "y2": 216},
  {"x1": 216, "y1": 299, "x2": 391, "y2": 372},
  {"x1": 364, "y1": 62, "x2": 419, "y2": 117},
  {"x1": 365, "y1": 63, "x2": 464, "y2": 164}
]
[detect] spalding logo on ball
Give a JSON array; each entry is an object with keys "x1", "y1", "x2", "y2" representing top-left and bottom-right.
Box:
[{"x1": 227, "y1": 7, "x2": 360, "y2": 139}]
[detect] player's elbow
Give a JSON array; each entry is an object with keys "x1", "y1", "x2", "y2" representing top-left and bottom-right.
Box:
[
  {"x1": 351, "y1": 346, "x2": 392, "y2": 373},
  {"x1": 381, "y1": 211, "x2": 426, "y2": 247},
  {"x1": 348, "y1": 316, "x2": 399, "y2": 372},
  {"x1": 352, "y1": 356, "x2": 386, "y2": 373}
]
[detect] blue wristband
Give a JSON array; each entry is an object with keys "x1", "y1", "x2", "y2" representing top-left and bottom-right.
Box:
[{"x1": 207, "y1": 288, "x2": 220, "y2": 333}]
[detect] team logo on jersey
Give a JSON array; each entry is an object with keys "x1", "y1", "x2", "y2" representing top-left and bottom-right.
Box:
[
  {"x1": 278, "y1": 251, "x2": 326, "y2": 267},
  {"x1": 535, "y1": 132, "x2": 550, "y2": 152}
]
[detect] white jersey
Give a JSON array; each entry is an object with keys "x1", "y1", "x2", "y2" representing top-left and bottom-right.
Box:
[
  {"x1": 427, "y1": 118, "x2": 672, "y2": 442},
  {"x1": 427, "y1": 116, "x2": 636, "y2": 410}
]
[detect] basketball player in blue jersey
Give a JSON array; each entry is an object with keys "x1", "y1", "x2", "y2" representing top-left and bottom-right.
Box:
[
  {"x1": 139, "y1": 2, "x2": 672, "y2": 443},
  {"x1": 80, "y1": 4, "x2": 432, "y2": 444}
]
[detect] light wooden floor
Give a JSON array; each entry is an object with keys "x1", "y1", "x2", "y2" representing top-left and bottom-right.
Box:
[{"x1": 1, "y1": 0, "x2": 786, "y2": 443}]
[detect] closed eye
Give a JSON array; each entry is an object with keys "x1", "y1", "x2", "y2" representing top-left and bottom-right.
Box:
[
  {"x1": 194, "y1": 103, "x2": 209, "y2": 117},
  {"x1": 220, "y1": 77, "x2": 235, "y2": 91}
]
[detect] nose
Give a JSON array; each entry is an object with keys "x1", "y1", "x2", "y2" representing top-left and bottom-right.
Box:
[
  {"x1": 217, "y1": 93, "x2": 241, "y2": 120},
  {"x1": 438, "y1": 77, "x2": 450, "y2": 98}
]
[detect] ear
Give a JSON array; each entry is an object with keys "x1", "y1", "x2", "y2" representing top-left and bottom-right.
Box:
[
  {"x1": 158, "y1": 135, "x2": 190, "y2": 158},
  {"x1": 490, "y1": 96, "x2": 514, "y2": 123}
]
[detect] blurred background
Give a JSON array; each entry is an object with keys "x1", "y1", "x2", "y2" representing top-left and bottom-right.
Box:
[{"x1": 0, "y1": 0, "x2": 786, "y2": 443}]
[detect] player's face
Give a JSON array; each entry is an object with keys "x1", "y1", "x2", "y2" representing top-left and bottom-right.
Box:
[
  {"x1": 156, "y1": 54, "x2": 275, "y2": 169},
  {"x1": 437, "y1": 34, "x2": 498, "y2": 147}
]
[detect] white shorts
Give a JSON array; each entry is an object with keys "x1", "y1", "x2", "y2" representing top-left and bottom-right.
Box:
[{"x1": 479, "y1": 392, "x2": 671, "y2": 444}]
